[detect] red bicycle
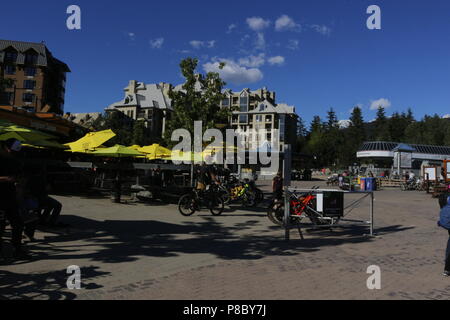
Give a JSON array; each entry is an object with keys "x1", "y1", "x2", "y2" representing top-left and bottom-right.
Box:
[{"x1": 268, "y1": 186, "x2": 327, "y2": 226}]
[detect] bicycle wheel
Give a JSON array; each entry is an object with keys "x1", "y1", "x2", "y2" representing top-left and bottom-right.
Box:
[
  {"x1": 255, "y1": 189, "x2": 264, "y2": 204},
  {"x1": 178, "y1": 194, "x2": 197, "y2": 216},
  {"x1": 220, "y1": 188, "x2": 231, "y2": 205},
  {"x1": 242, "y1": 192, "x2": 256, "y2": 207},
  {"x1": 267, "y1": 201, "x2": 285, "y2": 226},
  {"x1": 209, "y1": 196, "x2": 224, "y2": 216},
  {"x1": 267, "y1": 201, "x2": 298, "y2": 226}
]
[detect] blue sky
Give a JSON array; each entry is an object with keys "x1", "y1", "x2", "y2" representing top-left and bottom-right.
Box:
[{"x1": 1, "y1": 0, "x2": 450, "y2": 125}]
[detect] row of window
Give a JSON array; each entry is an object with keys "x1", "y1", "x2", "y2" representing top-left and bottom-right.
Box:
[
  {"x1": 1, "y1": 79, "x2": 37, "y2": 89},
  {"x1": 233, "y1": 115, "x2": 274, "y2": 123},
  {"x1": 4, "y1": 65, "x2": 37, "y2": 76},
  {"x1": 0, "y1": 92, "x2": 35, "y2": 103},
  {"x1": 4, "y1": 51, "x2": 38, "y2": 64}
]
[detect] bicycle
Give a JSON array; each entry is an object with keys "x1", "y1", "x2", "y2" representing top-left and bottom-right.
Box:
[
  {"x1": 178, "y1": 187, "x2": 224, "y2": 216},
  {"x1": 267, "y1": 187, "x2": 331, "y2": 226},
  {"x1": 229, "y1": 181, "x2": 256, "y2": 207}
]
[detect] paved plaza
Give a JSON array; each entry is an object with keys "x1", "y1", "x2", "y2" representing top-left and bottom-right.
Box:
[{"x1": 1, "y1": 179, "x2": 449, "y2": 300}]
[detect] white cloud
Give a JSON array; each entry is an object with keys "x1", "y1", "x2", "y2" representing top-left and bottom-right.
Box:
[
  {"x1": 443, "y1": 114, "x2": 450, "y2": 119},
  {"x1": 287, "y1": 39, "x2": 299, "y2": 50},
  {"x1": 310, "y1": 24, "x2": 332, "y2": 36},
  {"x1": 227, "y1": 24, "x2": 237, "y2": 34},
  {"x1": 268, "y1": 56, "x2": 285, "y2": 66},
  {"x1": 370, "y1": 98, "x2": 391, "y2": 110},
  {"x1": 275, "y1": 15, "x2": 301, "y2": 32},
  {"x1": 246, "y1": 17, "x2": 271, "y2": 31},
  {"x1": 238, "y1": 53, "x2": 266, "y2": 68},
  {"x1": 190, "y1": 40, "x2": 216, "y2": 49},
  {"x1": 150, "y1": 37, "x2": 164, "y2": 49},
  {"x1": 203, "y1": 58, "x2": 263, "y2": 85},
  {"x1": 255, "y1": 32, "x2": 266, "y2": 51},
  {"x1": 128, "y1": 32, "x2": 136, "y2": 40},
  {"x1": 338, "y1": 120, "x2": 352, "y2": 129}
]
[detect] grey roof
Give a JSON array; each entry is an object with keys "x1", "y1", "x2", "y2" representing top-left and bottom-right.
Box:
[
  {"x1": 359, "y1": 141, "x2": 450, "y2": 156},
  {"x1": 0, "y1": 39, "x2": 48, "y2": 66},
  {"x1": 106, "y1": 82, "x2": 172, "y2": 111},
  {"x1": 0, "y1": 39, "x2": 70, "y2": 71},
  {"x1": 234, "y1": 100, "x2": 296, "y2": 115}
]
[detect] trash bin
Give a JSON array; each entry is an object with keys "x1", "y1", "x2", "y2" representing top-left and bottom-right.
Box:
[
  {"x1": 366, "y1": 177, "x2": 377, "y2": 191},
  {"x1": 360, "y1": 177, "x2": 367, "y2": 191}
]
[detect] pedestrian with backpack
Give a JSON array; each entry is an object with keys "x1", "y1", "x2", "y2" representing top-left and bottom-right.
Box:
[{"x1": 438, "y1": 194, "x2": 450, "y2": 277}]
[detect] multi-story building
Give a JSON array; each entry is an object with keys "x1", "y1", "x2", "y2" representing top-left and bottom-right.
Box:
[
  {"x1": 105, "y1": 80, "x2": 173, "y2": 140},
  {"x1": 221, "y1": 88, "x2": 298, "y2": 152},
  {"x1": 0, "y1": 40, "x2": 70, "y2": 115}
]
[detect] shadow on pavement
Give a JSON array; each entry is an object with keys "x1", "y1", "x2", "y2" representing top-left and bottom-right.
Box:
[{"x1": 0, "y1": 266, "x2": 109, "y2": 300}]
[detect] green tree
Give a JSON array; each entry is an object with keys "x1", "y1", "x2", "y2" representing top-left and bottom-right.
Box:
[
  {"x1": 374, "y1": 106, "x2": 390, "y2": 140},
  {"x1": 164, "y1": 58, "x2": 231, "y2": 147},
  {"x1": 132, "y1": 120, "x2": 147, "y2": 146}
]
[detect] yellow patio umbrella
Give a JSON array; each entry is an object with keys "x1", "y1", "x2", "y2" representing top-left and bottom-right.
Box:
[
  {"x1": 169, "y1": 150, "x2": 205, "y2": 163},
  {"x1": 138, "y1": 144, "x2": 172, "y2": 160},
  {"x1": 129, "y1": 145, "x2": 141, "y2": 150},
  {"x1": 23, "y1": 139, "x2": 68, "y2": 149},
  {"x1": 0, "y1": 125, "x2": 56, "y2": 143},
  {"x1": 91, "y1": 145, "x2": 144, "y2": 158},
  {"x1": 66, "y1": 129, "x2": 116, "y2": 153}
]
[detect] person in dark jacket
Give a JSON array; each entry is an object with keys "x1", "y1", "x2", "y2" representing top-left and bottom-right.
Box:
[
  {"x1": 438, "y1": 194, "x2": 450, "y2": 277},
  {"x1": 0, "y1": 139, "x2": 30, "y2": 259}
]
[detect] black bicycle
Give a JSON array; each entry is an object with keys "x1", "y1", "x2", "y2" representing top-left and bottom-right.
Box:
[{"x1": 178, "y1": 187, "x2": 225, "y2": 216}]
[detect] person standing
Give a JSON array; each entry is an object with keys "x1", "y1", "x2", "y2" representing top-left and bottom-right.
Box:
[
  {"x1": 0, "y1": 139, "x2": 29, "y2": 259},
  {"x1": 438, "y1": 195, "x2": 450, "y2": 276},
  {"x1": 272, "y1": 171, "x2": 284, "y2": 201}
]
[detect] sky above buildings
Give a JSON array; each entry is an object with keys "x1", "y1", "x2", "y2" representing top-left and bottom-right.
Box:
[{"x1": 1, "y1": 0, "x2": 450, "y2": 124}]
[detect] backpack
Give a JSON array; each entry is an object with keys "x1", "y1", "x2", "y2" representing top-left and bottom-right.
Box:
[{"x1": 439, "y1": 201, "x2": 450, "y2": 230}]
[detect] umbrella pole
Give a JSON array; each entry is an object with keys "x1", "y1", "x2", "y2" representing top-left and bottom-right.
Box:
[{"x1": 113, "y1": 158, "x2": 122, "y2": 203}]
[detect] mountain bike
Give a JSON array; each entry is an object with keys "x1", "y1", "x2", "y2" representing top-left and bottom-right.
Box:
[
  {"x1": 229, "y1": 181, "x2": 256, "y2": 207},
  {"x1": 267, "y1": 186, "x2": 330, "y2": 226},
  {"x1": 178, "y1": 187, "x2": 224, "y2": 216}
]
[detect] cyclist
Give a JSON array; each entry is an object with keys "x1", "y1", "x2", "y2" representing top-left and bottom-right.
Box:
[{"x1": 196, "y1": 162, "x2": 219, "y2": 192}]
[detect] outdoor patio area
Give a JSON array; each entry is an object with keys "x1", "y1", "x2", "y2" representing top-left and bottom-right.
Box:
[{"x1": 1, "y1": 179, "x2": 449, "y2": 300}]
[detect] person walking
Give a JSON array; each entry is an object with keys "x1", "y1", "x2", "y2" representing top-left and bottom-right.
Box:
[{"x1": 438, "y1": 194, "x2": 450, "y2": 276}]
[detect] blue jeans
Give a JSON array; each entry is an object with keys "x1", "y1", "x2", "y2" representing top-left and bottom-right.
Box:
[
  {"x1": 446, "y1": 231, "x2": 450, "y2": 272},
  {"x1": 445, "y1": 230, "x2": 450, "y2": 272}
]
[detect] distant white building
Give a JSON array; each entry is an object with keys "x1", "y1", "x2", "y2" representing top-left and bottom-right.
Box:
[{"x1": 105, "y1": 80, "x2": 173, "y2": 139}]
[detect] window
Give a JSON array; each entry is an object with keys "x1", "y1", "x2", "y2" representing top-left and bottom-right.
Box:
[
  {"x1": 5, "y1": 65, "x2": 16, "y2": 75},
  {"x1": 25, "y1": 67, "x2": 37, "y2": 76},
  {"x1": 25, "y1": 53, "x2": 38, "y2": 65},
  {"x1": 24, "y1": 80, "x2": 36, "y2": 89},
  {"x1": 22, "y1": 93, "x2": 35, "y2": 103},
  {"x1": 0, "y1": 92, "x2": 13, "y2": 104},
  {"x1": 239, "y1": 115, "x2": 248, "y2": 123},
  {"x1": 240, "y1": 94, "x2": 248, "y2": 112},
  {"x1": 5, "y1": 51, "x2": 17, "y2": 63},
  {"x1": 256, "y1": 115, "x2": 262, "y2": 122},
  {"x1": 222, "y1": 98, "x2": 230, "y2": 106}
]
